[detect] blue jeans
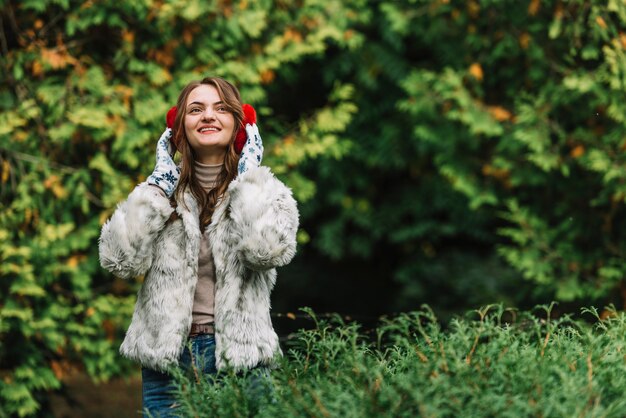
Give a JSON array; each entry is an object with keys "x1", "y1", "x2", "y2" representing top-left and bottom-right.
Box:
[
  {"x1": 141, "y1": 334, "x2": 273, "y2": 417},
  {"x1": 142, "y1": 334, "x2": 217, "y2": 417}
]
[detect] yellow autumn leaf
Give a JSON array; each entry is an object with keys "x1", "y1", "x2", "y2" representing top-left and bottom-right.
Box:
[
  {"x1": 66, "y1": 255, "x2": 82, "y2": 268},
  {"x1": 467, "y1": 0, "x2": 480, "y2": 18},
  {"x1": 528, "y1": 0, "x2": 540, "y2": 16},
  {"x1": 1, "y1": 160, "x2": 10, "y2": 183},
  {"x1": 596, "y1": 16, "x2": 607, "y2": 29},
  {"x1": 44, "y1": 175, "x2": 60, "y2": 189},
  {"x1": 519, "y1": 32, "x2": 531, "y2": 49},
  {"x1": 44, "y1": 175, "x2": 68, "y2": 198},
  {"x1": 284, "y1": 135, "x2": 295, "y2": 146}
]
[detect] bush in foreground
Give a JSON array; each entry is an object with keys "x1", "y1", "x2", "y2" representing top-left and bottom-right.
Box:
[{"x1": 171, "y1": 305, "x2": 626, "y2": 418}]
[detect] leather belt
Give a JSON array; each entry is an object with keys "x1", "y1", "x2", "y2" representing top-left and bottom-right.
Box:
[{"x1": 189, "y1": 323, "x2": 214, "y2": 336}]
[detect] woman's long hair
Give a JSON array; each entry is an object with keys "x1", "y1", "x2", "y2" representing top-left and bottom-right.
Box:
[{"x1": 171, "y1": 77, "x2": 244, "y2": 230}]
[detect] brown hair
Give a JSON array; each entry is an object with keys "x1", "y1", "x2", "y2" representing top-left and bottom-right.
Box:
[{"x1": 171, "y1": 77, "x2": 244, "y2": 230}]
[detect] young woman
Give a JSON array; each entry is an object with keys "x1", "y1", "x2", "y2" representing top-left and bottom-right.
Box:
[{"x1": 98, "y1": 77, "x2": 299, "y2": 416}]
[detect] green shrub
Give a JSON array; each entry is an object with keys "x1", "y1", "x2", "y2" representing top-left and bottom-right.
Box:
[{"x1": 173, "y1": 305, "x2": 626, "y2": 417}]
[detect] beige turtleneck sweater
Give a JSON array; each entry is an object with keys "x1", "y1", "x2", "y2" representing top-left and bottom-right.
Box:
[{"x1": 192, "y1": 160, "x2": 223, "y2": 325}]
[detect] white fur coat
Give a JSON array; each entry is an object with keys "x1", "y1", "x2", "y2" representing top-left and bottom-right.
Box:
[{"x1": 98, "y1": 166, "x2": 299, "y2": 372}]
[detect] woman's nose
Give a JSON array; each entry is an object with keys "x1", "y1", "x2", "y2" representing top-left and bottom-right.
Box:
[{"x1": 201, "y1": 107, "x2": 216, "y2": 120}]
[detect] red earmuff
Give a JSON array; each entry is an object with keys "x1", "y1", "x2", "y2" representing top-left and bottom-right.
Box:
[
  {"x1": 165, "y1": 106, "x2": 179, "y2": 150},
  {"x1": 234, "y1": 104, "x2": 257, "y2": 154}
]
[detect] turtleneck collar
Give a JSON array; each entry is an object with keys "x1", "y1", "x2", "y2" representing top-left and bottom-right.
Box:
[{"x1": 194, "y1": 160, "x2": 224, "y2": 192}]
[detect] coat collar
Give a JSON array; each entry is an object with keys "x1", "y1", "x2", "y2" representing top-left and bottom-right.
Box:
[{"x1": 176, "y1": 187, "x2": 201, "y2": 242}]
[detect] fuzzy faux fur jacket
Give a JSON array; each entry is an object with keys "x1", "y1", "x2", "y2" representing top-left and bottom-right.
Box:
[{"x1": 98, "y1": 166, "x2": 299, "y2": 372}]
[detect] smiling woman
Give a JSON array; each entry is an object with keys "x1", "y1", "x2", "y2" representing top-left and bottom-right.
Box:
[{"x1": 98, "y1": 77, "x2": 300, "y2": 417}]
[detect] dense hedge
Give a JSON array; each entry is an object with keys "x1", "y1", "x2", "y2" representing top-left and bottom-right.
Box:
[
  {"x1": 173, "y1": 305, "x2": 626, "y2": 418},
  {"x1": 289, "y1": 0, "x2": 626, "y2": 312}
]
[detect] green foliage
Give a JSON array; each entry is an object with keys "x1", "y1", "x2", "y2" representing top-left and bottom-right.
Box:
[
  {"x1": 287, "y1": 0, "x2": 626, "y2": 310},
  {"x1": 173, "y1": 305, "x2": 626, "y2": 417},
  {"x1": 3, "y1": 0, "x2": 626, "y2": 414}
]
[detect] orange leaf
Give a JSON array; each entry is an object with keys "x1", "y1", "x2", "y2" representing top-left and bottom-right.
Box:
[
  {"x1": 286, "y1": 312, "x2": 296, "y2": 320},
  {"x1": 122, "y1": 30, "x2": 135, "y2": 43},
  {"x1": 32, "y1": 60, "x2": 43, "y2": 76},
  {"x1": 182, "y1": 28, "x2": 194, "y2": 46},
  {"x1": 482, "y1": 164, "x2": 510, "y2": 180},
  {"x1": 469, "y1": 63, "x2": 483, "y2": 81},
  {"x1": 596, "y1": 16, "x2": 607, "y2": 29},
  {"x1": 103, "y1": 319, "x2": 115, "y2": 342},
  {"x1": 50, "y1": 361, "x2": 64, "y2": 379},
  {"x1": 260, "y1": 69, "x2": 275, "y2": 85},
  {"x1": 284, "y1": 28, "x2": 302, "y2": 43},
  {"x1": 528, "y1": 0, "x2": 540, "y2": 16},
  {"x1": 487, "y1": 106, "x2": 513, "y2": 121},
  {"x1": 41, "y1": 48, "x2": 76, "y2": 69},
  {"x1": 570, "y1": 145, "x2": 585, "y2": 158}
]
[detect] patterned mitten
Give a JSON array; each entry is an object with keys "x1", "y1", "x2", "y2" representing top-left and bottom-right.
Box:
[
  {"x1": 147, "y1": 128, "x2": 180, "y2": 197},
  {"x1": 238, "y1": 123, "x2": 264, "y2": 175}
]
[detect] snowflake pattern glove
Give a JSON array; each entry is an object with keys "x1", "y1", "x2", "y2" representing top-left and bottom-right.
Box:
[
  {"x1": 238, "y1": 123, "x2": 264, "y2": 175},
  {"x1": 147, "y1": 128, "x2": 180, "y2": 198}
]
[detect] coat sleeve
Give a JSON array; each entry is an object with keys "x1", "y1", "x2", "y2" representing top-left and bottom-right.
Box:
[
  {"x1": 98, "y1": 183, "x2": 174, "y2": 279},
  {"x1": 227, "y1": 166, "x2": 299, "y2": 271}
]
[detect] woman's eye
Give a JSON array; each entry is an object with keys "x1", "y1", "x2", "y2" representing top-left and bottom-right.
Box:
[
  {"x1": 217, "y1": 106, "x2": 226, "y2": 112},
  {"x1": 190, "y1": 108, "x2": 201, "y2": 113}
]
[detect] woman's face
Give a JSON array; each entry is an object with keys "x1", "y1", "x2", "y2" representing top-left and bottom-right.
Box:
[{"x1": 184, "y1": 84, "x2": 235, "y2": 164}]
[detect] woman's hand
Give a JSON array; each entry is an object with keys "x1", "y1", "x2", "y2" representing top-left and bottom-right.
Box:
[
  {"x1": 237, "y1": 123, "x2": 264, "y2": 175},
  {"x1": 147, "y1": 128, "x2": 180, "y2": 197}
]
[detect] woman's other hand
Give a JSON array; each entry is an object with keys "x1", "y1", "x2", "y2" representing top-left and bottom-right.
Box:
[
  {"x1": 237, "y1": 123, "x2": 264, "y2": 175},
  {"x1": 147, "y1": 128, "x2": 180, "y2": 197}
]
